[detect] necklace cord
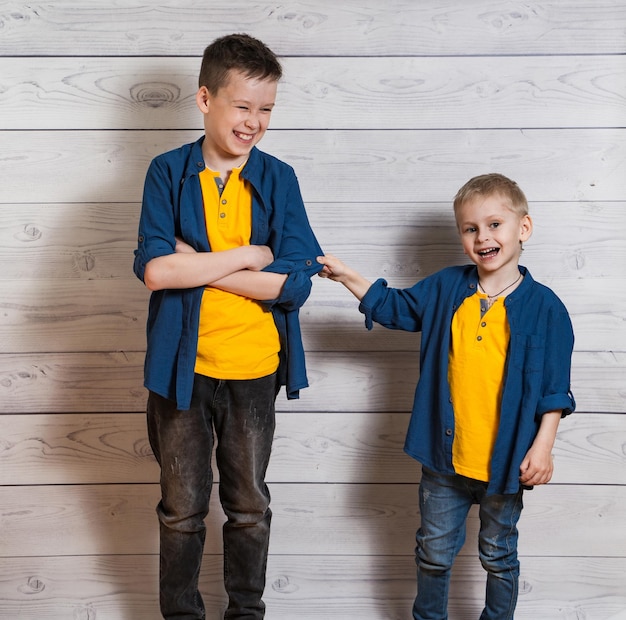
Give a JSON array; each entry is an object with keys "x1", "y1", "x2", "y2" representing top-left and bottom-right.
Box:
[{"x1": 478, "y1": 272, "x2": 522, "y2": 299}]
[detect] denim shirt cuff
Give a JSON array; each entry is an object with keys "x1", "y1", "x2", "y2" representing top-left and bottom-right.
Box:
[{"x1": 358, "y1": 278, "x2": 388, "y2": 330}]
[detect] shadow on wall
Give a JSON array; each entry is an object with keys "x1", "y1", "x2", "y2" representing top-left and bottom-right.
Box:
[
  {"x1": 287, "y1": 204, "x2": 468, "y2": 616},
  {"x1": 0, "y1": 55, "x2": 219, "y2": 616}
]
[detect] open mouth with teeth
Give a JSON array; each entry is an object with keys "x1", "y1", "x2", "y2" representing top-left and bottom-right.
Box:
[
  {"x1": 234, "y1": 131, "x2": 254, "y2": 142},
  {"x1": 478, "y1": 247, "x2": 500, "y2": 259}
]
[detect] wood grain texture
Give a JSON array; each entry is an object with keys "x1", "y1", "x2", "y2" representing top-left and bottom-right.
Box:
[
  {"x1": 0, "y1": 412, "x2": 623, "y2": 486},
  {"x1": 0, "y1": 483, "x2": 624, "y2": 557},
  {"x1": 2, "y1": 55, "x2": 624, "y2": 130},
  {"x1": 1, "y1": 1, "x2": 624, "y2": 616},
  {"x1": 1, "y1": 0, "x2": 624, "y2": 56},
  {"x1": 1, "y1": 555, "x2": 624, "y2": 620},
  {"x1": 2, "y1": 129, "x2": 624, "y2": 203},
  {"x1": 0, "y1": 276, "x2": 623, "y2": 354},
  {"x1": 0, "y1": 350, "x2": 623, "y2": 414},
  {"x1": 1, "y1": 202, "x2": 624, "y2": 281},
  {"x1": 0, "y1": 203, "x2": 141, "y2": 280}
]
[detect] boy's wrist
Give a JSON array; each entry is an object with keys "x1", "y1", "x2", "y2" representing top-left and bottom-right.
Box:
[
  {"x1": 341, "y1": 270, "x2": 372, "y2": 300},
  {"x1": 340, "y1": 269, "x2": 360, "y2": 286}
]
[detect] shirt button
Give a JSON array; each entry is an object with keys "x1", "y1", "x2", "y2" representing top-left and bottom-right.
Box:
[
  {"x1": 221, "y1": 199, "x2": 227, "y2": 205},
  {"x1": 477, "y1": 335, "x2": 483, "y2": 341},
  {"x1": 219, "y1": 213, "x2": 226, "y2": 218},
  {"x1": 305, "y1": 259, "x2": 312, "y2": 266},
  {"x1": 445, "y1": 429, "x2": 453, "y2": 436},
  {"x1": 481, "y1": 322, "x2": 487, "y2": 327}
]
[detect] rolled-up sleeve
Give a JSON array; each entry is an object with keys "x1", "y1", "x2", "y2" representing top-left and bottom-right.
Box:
[
  {"x1": 359, "y1": 279, "x2": 389, "y2": 330},
  {"x1": 259, "y1": 265, "x2": 314, "y2": 311},
  {"x1": 133, "y1": 158, "x2": 176, "y2": 283},
  {"x1": 537, "y1": 304, "x2": 576, "y2": 417},
  {"x1": 259, "y1": 174, "x2": 323, "y2": 311},
  {"x1": 359, "y1": 278, "x2": 427, "y2": 333}
]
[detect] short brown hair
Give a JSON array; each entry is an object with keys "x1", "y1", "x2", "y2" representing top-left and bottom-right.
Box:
[
  {"x1": 453, "y1": 173, "x2": 529, "y2": 217},
  {"x1": 199, "y1": 33, "x2": 282, "y2": 95}
]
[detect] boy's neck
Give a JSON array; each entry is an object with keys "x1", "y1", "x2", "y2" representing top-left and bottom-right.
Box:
[
  {"x1": 477, "y1": 265, "x2": 523, "y2": 298},
  {"x1": 201, "y1": 143, "x2": 248, "y2": 178}
]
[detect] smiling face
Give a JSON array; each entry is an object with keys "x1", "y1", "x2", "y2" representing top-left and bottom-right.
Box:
[
  {"x1": 455, "y1": 192, "x2": 533, "y2": 279},
  {"x1": 196, "y1": 69, "x2": 277, "y2": 172}
]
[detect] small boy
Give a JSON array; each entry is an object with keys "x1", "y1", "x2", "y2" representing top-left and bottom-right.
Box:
[
  {"x1": 317, "y1": 173, "x2": 575, "y2": 619},
  {"x1": 133, "y1": 34, "x2": 323, "y2": 619}
]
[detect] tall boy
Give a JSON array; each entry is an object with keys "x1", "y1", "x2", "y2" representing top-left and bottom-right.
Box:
[
  {"x1": 133, "y1": 34, "x2": 322, "y2": 619},
  {"x1": 317, "y1": 173, "x2": 575, "y2": 619}
]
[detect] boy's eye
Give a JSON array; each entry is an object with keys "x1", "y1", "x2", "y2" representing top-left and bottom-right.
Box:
[{"x1": 490, "y1": 222, "x2": 500, "y2": 228}]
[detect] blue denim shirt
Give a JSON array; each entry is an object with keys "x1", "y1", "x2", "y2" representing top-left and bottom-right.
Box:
[
  {"x1": 134, "y1": 136, "x2": 323, "y2": 410},
  {"x1": 359, "y1": 265, "x2": 576, "y2": 495}
]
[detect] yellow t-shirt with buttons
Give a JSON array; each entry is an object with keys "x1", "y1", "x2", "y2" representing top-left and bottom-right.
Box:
[
  {"x1": 194, "y1": 164, "x2": 280, "y2": 380},
  {"x1": 448, "y1": 292, "x2": 510, "y2": 481}
]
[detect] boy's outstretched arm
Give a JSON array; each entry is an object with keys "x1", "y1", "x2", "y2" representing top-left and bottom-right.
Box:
[
  {"x1": 317, "y1": 254, "x2": 373, "y2": 301},
  {"x1": 519, "y1": 410, "x2": 562, "y2": 486}
]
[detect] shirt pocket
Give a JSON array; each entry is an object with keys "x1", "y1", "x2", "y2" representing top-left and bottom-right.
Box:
[{"x1": 509, "y1": 332, "x2": 544, "y2": 373}]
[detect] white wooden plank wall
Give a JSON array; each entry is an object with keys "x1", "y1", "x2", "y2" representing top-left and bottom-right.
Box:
[{"x1": 1, "y1": 1, "x2": 625, "y2": 618}]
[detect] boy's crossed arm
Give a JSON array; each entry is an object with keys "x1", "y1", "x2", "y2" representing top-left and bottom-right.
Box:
[{"x1": 144, "y1": 238, "x2": 286, "y2": 300}]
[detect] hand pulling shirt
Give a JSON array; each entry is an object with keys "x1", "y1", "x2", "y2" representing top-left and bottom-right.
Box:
[
  {"x1": 358, "y1": 265, "x2": 576, "y2": 495},
  {"x1": 134, "y1": 136, "x2": 323, "y2": 410}
]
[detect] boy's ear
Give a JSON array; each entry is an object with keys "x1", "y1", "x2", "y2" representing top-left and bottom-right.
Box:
[
  {"x1": 520, "y1": 214, "x2": 533, "y2": 242},
  {"x1": 196, "y1": 86, "x2": 210, "y2": 113}
]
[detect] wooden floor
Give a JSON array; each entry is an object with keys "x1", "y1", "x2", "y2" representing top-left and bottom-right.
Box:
[{"x1": 1, "y1": 1, "x2": 625, "y2": 618}]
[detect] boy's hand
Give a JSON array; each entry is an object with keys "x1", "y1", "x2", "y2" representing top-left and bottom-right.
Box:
[
  {"x1": 245, "y1": 245, "x2": 274, "y2": 271},
  {"x1": 519, "y1": 444, "x2": 554, "y2": 486},
  {"x1": 519, "y1": 410, "x2": 561, "y2": 486},
  {"x1": 316, "y1": 254, "x2": 349, "y2": 280},
  {"x1": 316, "y1": 254, "x2": 372, "y2": 301}
]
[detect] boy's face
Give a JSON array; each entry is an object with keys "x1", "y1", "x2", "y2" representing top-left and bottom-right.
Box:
[
  {"x1": 455, "y1": 192, "x2": 532, "y2": 275},
  {"x1": 196, "y1": 70, "x2": 277, "y2": 170}
]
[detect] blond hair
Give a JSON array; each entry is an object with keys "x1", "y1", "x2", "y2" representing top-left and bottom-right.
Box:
[{"x1": 453, "y1": 173, "x2": 528, "y2": 217}]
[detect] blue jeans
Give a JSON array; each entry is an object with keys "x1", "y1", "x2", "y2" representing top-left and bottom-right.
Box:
[
  {"x1": 147, "y1": 372, "x2": 278, "y2": 620},
  {"x1": 413, "y1": 467, "x2": 524, "y2": 620}
]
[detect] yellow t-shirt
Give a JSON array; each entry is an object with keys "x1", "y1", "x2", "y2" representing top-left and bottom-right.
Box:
[
  {"x1": 448, "y1": 292, "x2": 510, "y2": 481},
  {"x1": 194, "y1": 165, "x2": 280, "y2": 379}
]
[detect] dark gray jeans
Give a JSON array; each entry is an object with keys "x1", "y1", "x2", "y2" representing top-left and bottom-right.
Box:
[{"x1": 147, "y1": 372, "x2": 278, "y2": 620}]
